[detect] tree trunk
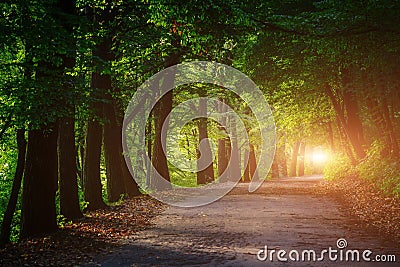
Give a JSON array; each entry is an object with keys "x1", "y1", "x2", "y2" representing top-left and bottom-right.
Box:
[
  {"x1": 0, "y1": 129, "x2": 26, "y2": 246},
  {"x1": 228, "y1": 116, "x2": 241, "y2": 182},
  {"x1": 196, "y1": 97, "x2": 214, "y2": 185},
  {"x1": 381, "y1": 97, "x2": 399, "y2": 158},
  {"x1": 152, "y1": 91, "x2": 173, "y2": 189},
  {"x1": 115, "y1": 105, "x2": 141, "y2": 197},
  {"x1": 219, "y1": 137, "x2": 231, "y2": 183},
  {"x1": 58, "y1": 116, "x2": 83, "y2": 219},
  {"x1": 281, "y1": 155, "x2": 288, "y2": 177},
  {"x1": 280, "y1": 142, "x2": 288, "y2": 177},
  {"x1": 147, "y1": 114, "x2": 152, "y2": 159},
  {"x1": 297, "y1": 142, "x2": 306, "y2": 177},
  {"x1": 289, "y1": 141, "x2": 300, "y2": 177},
  {"x1": 336, "y1": 117, "x2": 357, "y2": 165},
  {"x1": 83, "y1": 100, "x2": 107, "y2": 211},
  {"x1": 242, "y1": 146, "x2": 251, "y2": 182},
  {"x1": 21, "y1": 126, "x2": 58, "y2": 239},
  {"x1": 342, "y1": 90, "x2": 365, "y2": 159},
  {"x1": 342, "y1": 68, "x2": 366, "y2": 159},
  {"x1": 249, "y1": 144, "x2": 259, "y2": 180},
  {"x1": 325, "y1": 85, "x2": 357, "y2": 162},
  {"x1": 103, "y1": 94, "x2": 126, "y2": 202},
  {"x1": 217, "y1": 98, "x2": 228, "y2": 180},
  {"x1": 151, "y1": 54, "x2": 179, "y2": 190},
  {"x1": 327, "y1": 123, "x2": 334, "y2": 151},
  {"x1": 271, "y1": 161, "x2": 279, "y2": 179}
]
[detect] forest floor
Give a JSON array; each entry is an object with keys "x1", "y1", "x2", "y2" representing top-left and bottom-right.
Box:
[{"x1": 1, "y1": 175, "x2": 399, "y2": 266}]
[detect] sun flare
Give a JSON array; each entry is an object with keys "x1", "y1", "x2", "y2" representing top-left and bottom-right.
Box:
[{"x1": 311, "y1": 150, "x2": 329, "y2": 164}]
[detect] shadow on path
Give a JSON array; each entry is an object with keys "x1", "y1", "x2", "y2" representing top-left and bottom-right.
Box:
[{"x1": 87, "y1": 176, "x2": 399, "y2": 266}]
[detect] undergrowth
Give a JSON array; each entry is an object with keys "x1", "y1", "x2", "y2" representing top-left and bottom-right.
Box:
[{"x1": 324, "y1": 141, "x2": 400, "y2": 198}]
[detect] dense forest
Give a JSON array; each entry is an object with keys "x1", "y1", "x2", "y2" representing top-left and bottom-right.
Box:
[{"x1": 1, "y1": 0, "x2": 399, "y2": 247}]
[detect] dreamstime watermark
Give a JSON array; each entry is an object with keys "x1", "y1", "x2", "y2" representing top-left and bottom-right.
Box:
[
  {"x1": 122, "y1": 61, "x2": 276, "y2": 207},
  {"x1": 257, "y1": 238, "x2": 397, "y2": 263}
]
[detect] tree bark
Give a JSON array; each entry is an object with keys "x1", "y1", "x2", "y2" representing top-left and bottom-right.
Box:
[
  {"x1": 151, "y1": 54, "x2": 179, "y2": 190},
  {"x1": 280, "y1": 142, "x2": 288, "y2": 177},
  {"x1": 342, "y1": 89, "x2": 365, "y2": 158},
  {"x1": 21, "y1": 126, "x2": 58, "y2": 239},
  {"x1": 325, "y1": 83, "x2": 365, "y2": 160},
  {"x1": 103, "y1": 94, "x2": 126, "y2": 202},
  {"x1": 242, "y1": 147, "x2": 251, "y2": 182},
  {"x1": 196, "y1": 97, "x2": 215, "y2": 185},
  {"x1": 381, "y1": 96, "x2": 399, "y2": 158},
  {"x1": 151, "y1": 91, "x2": 173, "y2": 189},
  {"x1": 83, "y1": 100, "x2": 107, "y2": 211},
  {"x1": 249, "y1": 144, "x2": 259, "y2": 180},
  {"x1": 289, "y1": 141, "x2": 300, "y2": 177},
  {"x1": 115, "y1": 104, "x2": 141, "y2": 197},
  {"x1": 327, "y1": 123, "x2": 334, "y2": 151},
  {"x1": 297, "y1": 142, "x2": 306, "y2": 177},
  {"x1": 271, "y1": 160, "x2": 279, "y2": 179},
  {"x1": 228, "y1": 116, "x2": 241, "y2": 182},
  {"x1": 217, "y1": 98, "x2": 228, "y2": 180},
  {"x1": 58, "y1": 116, "x2": 83, "y2": 219},
  {"x1": 0, "y1": 129, "x2": 26, "y2": 246}
]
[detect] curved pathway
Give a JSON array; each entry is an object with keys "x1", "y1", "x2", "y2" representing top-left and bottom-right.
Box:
[{"x1": 88, "y1": 176, "x2": 399, "y2": 266}]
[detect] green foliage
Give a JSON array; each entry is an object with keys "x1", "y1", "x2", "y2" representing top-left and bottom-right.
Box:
[
  {"x1": 57, "y1": 214, "x2": 71, "y2": 228},
  {"x1": 357, "y1": 141, "x2": 400, "y2": 198},
  {"x1": 1, "y1": 0, "x2": 399, "y2": 244},
  {"x1": 323, "y1": 154, "x2": 355, "y2": 181},
  {"x1": 0, "y1": 132, "x2": 21, "y2": 243},
  {"x1": 324, "y1": 142, "x2": 400, "y2": 198}
]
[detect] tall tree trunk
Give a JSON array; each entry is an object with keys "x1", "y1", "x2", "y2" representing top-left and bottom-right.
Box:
[
  {"x1": 249, "y1": 144, "x2": 259, "y2": 180},
  {"x1": 103, "y1": 94, "x2": 126, "y2": 202},
  {"x1": 228, "y1": 116, "x2": 241, "y2": 182},
  {"x1": 196, "y1": 97, "x2": 214, "y2": 185},
  {"x1": 336, "y1": 117, "x2": 357, "y2": 165},
  {"x1": 152, "y1": 91, "x2": 173, "y2": 189},
  {"x1": 271, "y1": 161, "x2": 279, "y2": 179},
  {"x1": 151, "y1": 54, "x2": 179, "y2": 190},
  {"x1": 58, "y1": 116, "x2": 83, "y2": 219},
  {"x1": 280, "y1": 142, "x2": 288, "y2": 177},
  {"x1": 147, "y1": 114, "x2": 152, "y2": 159},
  {"x1": 56, "y1": 0, "x2": 82, "y2": 218},
  {"x1": 242, "y1": 146, "x2": 251, "y2": 182},
  {"x1": 342, "y1": 91, "x2": 365, "y2": 159},
  {"x1": 381, "y1": 97, "x2": 399, "y2": 158},
  {"x1": 325, "y1": 84, "x2": 361, "y2": 161},
  {"x1": 0, "y1": 129, "x2": 26, "y2": 246},
  {"x1": 225, "y1": 138, "x2": 232, "y2": 182},
  {"x1": 217, "y1": 98, "x2": 227, "y2": 180},
  {"x1": 83, "y1": 101, "x2": 107, "y2": 211},
  {"x1": 21, "y1": 126, "x2": 58, "y2": 239},
  {"x1": 327, "y1": 123, "x2": 334, "y2": 151},
  {"x1": 289, "y1": 141, "x2": 300, "y2": 177},
  {"x1": 342, "y1": 68, "x2": 366, "y2": 159},
  {"x1": 297, "y1": 142, "x2": 306, "y2": 177},
  {"x1": 115, "y1": 105, "x2": 141, "y2": 197}
]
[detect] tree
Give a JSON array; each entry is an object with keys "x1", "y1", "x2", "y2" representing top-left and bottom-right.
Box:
[
  {"x1": 196, "y1": 94, "x2": 214, "y2": 185},
  {"x1": 18, "y1": 0, "x2": 80, "y2": 238},
  {"x1": 0, "y1": 130, "x2": 26, "y2": 245},
  {"x1": 57, "y1": 0, "x2": 83, "y2": 220}
]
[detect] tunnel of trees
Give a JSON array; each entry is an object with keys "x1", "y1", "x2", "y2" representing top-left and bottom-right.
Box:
[{"x1": 1, "y1": 0, "x2": 399, "y2": 245}]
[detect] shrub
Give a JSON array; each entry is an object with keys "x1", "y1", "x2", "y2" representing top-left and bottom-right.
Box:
[
  {"x1": 357, "y1": 141, "x2": 400, "y2": 197},
  {"x1": 323, "y1": 153, "x2": 355, "y2": 181}
]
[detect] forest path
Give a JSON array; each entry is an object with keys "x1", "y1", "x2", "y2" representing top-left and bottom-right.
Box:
[{"x1": 89, "y1": 176, "x2": 399, "y2": 266}]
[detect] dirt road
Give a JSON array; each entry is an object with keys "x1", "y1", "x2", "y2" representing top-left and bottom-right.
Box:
[{"x1": 88, "y1": 176, "x2": 399, "y2": 266}]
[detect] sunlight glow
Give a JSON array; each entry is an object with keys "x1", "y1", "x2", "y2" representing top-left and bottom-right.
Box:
[{"x1": 311, "y1": 150, "x2": 329, "y2": 164}]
